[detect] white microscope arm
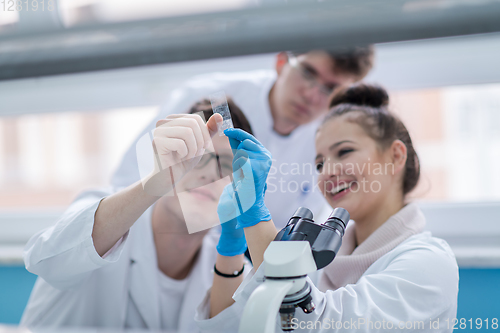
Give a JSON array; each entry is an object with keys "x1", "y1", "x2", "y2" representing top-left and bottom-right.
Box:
[
  {"x1": 239, "y1": 279, "x2": 295, "y2": 333},
  {"x1": 239, "y1": 241, "x2": 317, "y2": 333}
]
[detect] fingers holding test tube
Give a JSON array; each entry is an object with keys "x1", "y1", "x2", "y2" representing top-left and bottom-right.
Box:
[
  {"x1": 139, "y1": 112, "x2": 223, "y2": 196},
  {"x1": 210, "y1": 91, "x2": 234, "y2": 136},
  {"x1": 222, "y1": 128, "x2": 273, "y2": 229}
]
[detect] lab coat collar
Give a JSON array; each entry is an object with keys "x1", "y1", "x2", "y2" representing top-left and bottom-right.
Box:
[
  {"x1": 128, "y1": 208, "x2": 219, "y2": 331},
  {"x1": 319, "y1": 202, "x2": 426, "y2": 291},
  {"x1": 128, "y1": 207, "x2": 161, "y2": 330}
]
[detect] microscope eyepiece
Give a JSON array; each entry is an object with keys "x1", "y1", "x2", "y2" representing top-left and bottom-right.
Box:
[
  {"x1": 267, "y1": 206, "x2": 351, "y2": 332},
  {"x1": 323, "y1": 207, "x2": 350, "y2": 235},
  {"x1": 275, "y1": 207, "x2": 314, "y2": 241},
  {"x1": 291, "y1": 207, "x2": 313, "y2": 220}
]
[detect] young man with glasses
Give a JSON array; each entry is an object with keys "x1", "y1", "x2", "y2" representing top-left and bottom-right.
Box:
[{"x1": 112, "y1": 48, "x2": 374, "y2": 227}]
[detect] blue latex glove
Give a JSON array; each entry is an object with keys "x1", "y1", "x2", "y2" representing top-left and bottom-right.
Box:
[
  {"x1": 224, "y1": 128, "x2": 273, "y2": 229},
  {"x1": 216, "y1": 185, "x2": 247, "y2": 256}
]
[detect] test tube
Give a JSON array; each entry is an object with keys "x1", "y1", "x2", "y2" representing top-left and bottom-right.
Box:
[{"x1": 209, "y1": 91, "x2": 234, "y2": 136}]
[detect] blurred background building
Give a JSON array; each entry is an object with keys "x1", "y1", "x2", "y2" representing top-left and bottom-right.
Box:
[
  {"x1": 1, "y1": 0, "x2": 500, "y2": 327},
  {"x1": 2, "y1": 83, "x2": 500, "y2": 208}
]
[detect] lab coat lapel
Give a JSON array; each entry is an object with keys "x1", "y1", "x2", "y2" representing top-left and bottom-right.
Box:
[
  {"x1": 177, "y1": 230, "x2": 218, "y2": 332},
  {"x1": 319, "y1": 203, "x2": 426, "y2": 291},
  {"x1": 128, "y1": 210, "x2": 161, "y2": 330}
]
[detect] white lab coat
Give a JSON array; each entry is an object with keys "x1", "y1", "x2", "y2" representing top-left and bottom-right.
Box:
[
  {"x1": 21, "y1": 188, "x2": 233, "y2": 332},
  {"x1": 195, "y1": 231, "x2": 459, "y2": 333},
  {"x1": 111, "y1": 70, "x2": 329, "y2": 229}
]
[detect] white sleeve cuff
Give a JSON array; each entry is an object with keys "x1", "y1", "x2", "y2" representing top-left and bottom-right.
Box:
[
  {"x1": 233, "y1": 264, "x2": 265, "y2": 303},
  {"x1": 195, "y1": 287, "x2": 246, "y2": 333},
  {"x1": 101, "y1": 231, "x2": 129, "y2": 260}
]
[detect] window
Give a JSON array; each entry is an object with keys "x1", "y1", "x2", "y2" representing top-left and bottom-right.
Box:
[
  {"x1": 0, "y1": 107, "x2": 157, "y2": 208},
  {"x1": 391, "y1": 83, "x2": 500, "y2": 202}
]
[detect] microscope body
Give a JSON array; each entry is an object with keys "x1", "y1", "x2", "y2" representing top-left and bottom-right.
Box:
[
  {"x1": 238, "y1": 207, "x2": 350, "y2": 333},
  {"x1": 238, "y1": 241, "x2": 316, "y2": 333}
]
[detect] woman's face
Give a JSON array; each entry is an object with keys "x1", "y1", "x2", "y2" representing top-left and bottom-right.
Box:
[
  {"x1": 315, "y1": 115, "x2": 402, "y2": 222},
  {"x1": 155, "y1": 134, "x2": 234, "y2": 234}
]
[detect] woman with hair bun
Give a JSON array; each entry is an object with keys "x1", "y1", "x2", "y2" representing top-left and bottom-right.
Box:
[{"x1": 198, "y1": 84, "x2": 458, "y2": 333}]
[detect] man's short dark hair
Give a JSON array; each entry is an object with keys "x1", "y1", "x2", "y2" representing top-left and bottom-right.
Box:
[
  {"x1": 295, "y1": 46, "x2": 375, "y2": 81},
  {"x1": 327, "y1": 46, "x2": 374, "y2": 81}
]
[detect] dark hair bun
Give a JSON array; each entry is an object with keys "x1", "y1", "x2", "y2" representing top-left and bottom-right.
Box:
[{"x1": 330, "y1": 84, "x2": 389, "y2": 109}]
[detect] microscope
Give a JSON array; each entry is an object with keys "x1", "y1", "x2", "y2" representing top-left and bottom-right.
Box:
[{"x1": 239, "y1": 207, "x2": 350, "y2": 333}]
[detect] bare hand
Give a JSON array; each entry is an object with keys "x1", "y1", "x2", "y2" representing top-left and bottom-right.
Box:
[{"x1": 143, "y1": 113, "x2": 222, "y2": 196}]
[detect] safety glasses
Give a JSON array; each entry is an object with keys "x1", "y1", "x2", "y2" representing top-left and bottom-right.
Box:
[{"x1": 287, "y1": 52, "x2": 337, "y2": 98}]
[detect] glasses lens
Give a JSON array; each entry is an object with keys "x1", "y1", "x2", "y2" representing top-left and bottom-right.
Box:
[
  {"x1": 320, "y1": 85, "x2": 335, "y2": 96},
  {"x1": 290, "y1": 56, "x2": 335, "y2": 97},
  {"x1": 195, "y1": 152, "x2": 215, "y2": 169},
  {"x1": 194, "y1": 150, "x2": 234, "y2": 179},
  {"x1": 217, "y1": 153, "x2": 234, "y2": 178}
]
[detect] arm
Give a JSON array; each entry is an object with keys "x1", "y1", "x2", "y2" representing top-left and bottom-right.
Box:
[
  {"x1": 209, "y1": 185, "x2": 249, "y2": 318},
  {"x1": 92, "y1": 181, "x2": 158, "y2": 256},
  {"x1": 24, "y1": 114, "x2": 221, "y2": 289},
  {"x1": 244, "y1": 221, "x2": 278, "y2": 270},
  {"x1": 294, "y1": 243, "x2": 459, "y2": 332},
  {"x1": 225, "y1": 128, "x2": 278, "y2": 269},
  {"x1": 208, "y1": 128, "x2": 277, "y2": 317},
  {"x1": 202, "y1": 238, "x2": 458, "y2": 333},
  {"x1": 207, "y1": 219, "x2": 277, "y2": 318},
  {"x1": 92, "y1": 113, "x2": 220, "y2": 256},
  {"x1": 210, "y1": 254, "x2": 245, "y2": 318},
  {"x1": 24, "y1": 188, "x2": 123, "y2": 289}
]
